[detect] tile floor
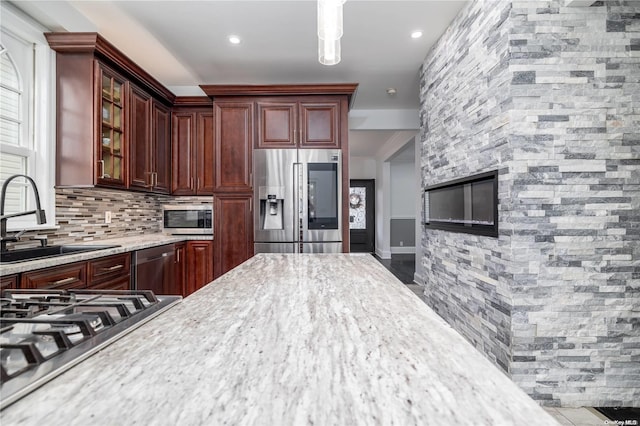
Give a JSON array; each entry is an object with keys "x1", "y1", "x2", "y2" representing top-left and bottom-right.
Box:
[
  {"x1": 374, "y1": 254, "x2": 623, "y2": 426},
  {"x1": 545, "y1": 407, "x2": 611, "y2": 425}
]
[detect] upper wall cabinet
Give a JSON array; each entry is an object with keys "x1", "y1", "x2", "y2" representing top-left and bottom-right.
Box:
[
  {"x1": 128, "y1": 84, "x2": 152, "y2": 191},
  {"x1": 97, "y1": 65, "x2": 127, "y2": 187},
  {"x1": 299, "y1": 100, "x2": 340, "y2": 148},
  {"x1": 171, "y1": 104, "x2": 214, "y2": 195},
  {"x1": 129, "y1": 87, "x2": 171, "y2": 194},
  {"x1": 151, "y1": 101, "x2": 171, "y2": 194},
  {"x1": 212, "y1": 101, "x2": 254, "y2": 193},
  {"x1": 45, "y1": 32, "x2": 175, "y2": 191},
  {"x1": 201, "y1": 85, "x2": 356, "y2": 151},
  {"x1": 255, "y1": 99, "x2": 340, "y2": 149}
]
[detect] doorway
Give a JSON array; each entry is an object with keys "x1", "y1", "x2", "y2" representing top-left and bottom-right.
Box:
[{"x1": 349, "y1": 179, "x2": 375, "y2": 253}]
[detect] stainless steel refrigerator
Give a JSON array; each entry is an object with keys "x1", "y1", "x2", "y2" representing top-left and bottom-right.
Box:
[{"x1": 254, "y1": 148, "x2": 342, "y2": 253}]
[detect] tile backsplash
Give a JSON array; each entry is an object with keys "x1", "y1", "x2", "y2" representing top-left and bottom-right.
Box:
[{"x1": 6, "y1": 188, "x2": 212, "y2": 250}]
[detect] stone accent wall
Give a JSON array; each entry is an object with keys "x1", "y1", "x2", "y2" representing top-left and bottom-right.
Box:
[
  {"x1": 8, "y1": 188, "x2": 212, "y2": 250},
  {"x1": 420, "y1": 0, "x2": 639, "y2": 407},
  {"x1": 420, "y1": 0, "x2": 515, "y2": 374}
]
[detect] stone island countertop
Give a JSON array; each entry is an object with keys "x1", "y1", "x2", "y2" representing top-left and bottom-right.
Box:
[{"x1": 0, "y1": 254, "x2": 558, "y2": 425}]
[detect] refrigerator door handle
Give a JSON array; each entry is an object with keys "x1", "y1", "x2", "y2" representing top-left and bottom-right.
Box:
[{"x1": 293, "y1": 162, "x2": 302, "y2": 252}]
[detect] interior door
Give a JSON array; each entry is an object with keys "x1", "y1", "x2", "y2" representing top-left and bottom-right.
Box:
[{"x1": 349, "y1": 179, "x2": 375, "y2": 253}]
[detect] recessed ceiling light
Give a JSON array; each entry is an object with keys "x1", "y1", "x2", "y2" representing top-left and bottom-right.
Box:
[
  {"x1": 228, "y1": 35, "x2": 241, "y2": 45},
  {"x1": 411, "y1": 30, "x2": 423, "y2": 39},
  {"x1": 386, "y1": 88, "x2": 397, "y2": 95}
]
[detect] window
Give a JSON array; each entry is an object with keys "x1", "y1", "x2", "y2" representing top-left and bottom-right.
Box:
[{"x1": 0, "y1": 3, "x2": 55, "y2": 231}]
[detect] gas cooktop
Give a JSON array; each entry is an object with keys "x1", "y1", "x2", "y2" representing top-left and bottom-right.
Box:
[{"x1": 0, "y1": 289, "x2": 181, "y2": 409}]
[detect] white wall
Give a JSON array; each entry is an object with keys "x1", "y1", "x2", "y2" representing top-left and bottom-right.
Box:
[
  {"x1": 375, "y1": 160, "x2": 391, "y2": 259},
  {"x1": 349, "y1": 157, "x2": 376, "y2": 179},
  {"x1": 390, "y1": 161, "x2": 415, "y2": 218}
]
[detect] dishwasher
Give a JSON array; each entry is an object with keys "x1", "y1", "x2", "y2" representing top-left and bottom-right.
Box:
[{"x1": 134, "y1": 244, "x2": 175, "y2": 295}]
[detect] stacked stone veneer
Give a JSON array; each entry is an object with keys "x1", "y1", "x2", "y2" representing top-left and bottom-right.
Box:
[
  {"x1": 420, "y1": 0, "x2": 639, "y2": 407},
  {"x1": 8, "y1": 188, "x2": 211, "y2": 250}
]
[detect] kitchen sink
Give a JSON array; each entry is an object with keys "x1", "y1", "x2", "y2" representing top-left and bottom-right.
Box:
[{"x1": 0, "y1": 244, "x2": 120, "y2": 264}]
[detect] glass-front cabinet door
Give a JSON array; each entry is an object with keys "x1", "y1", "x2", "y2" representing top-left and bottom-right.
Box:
[{"x1": 97, "y1": 64, "x2": 127, "y2": 187}]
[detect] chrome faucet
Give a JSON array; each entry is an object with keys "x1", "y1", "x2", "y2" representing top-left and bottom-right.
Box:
[{"x1": 0, "y1": 174, "x2": 47, "y2": 252}]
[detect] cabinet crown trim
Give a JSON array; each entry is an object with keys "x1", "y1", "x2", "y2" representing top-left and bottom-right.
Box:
[
  {"x1": 200, "y1": 84, "x2": 358, "y2": 109},
  {"x1": 173, "y1": 96, "x2": 213, "y2": 107},
  {"x1": 45, "y1": 32, "x2": 175, "y2": 104}
]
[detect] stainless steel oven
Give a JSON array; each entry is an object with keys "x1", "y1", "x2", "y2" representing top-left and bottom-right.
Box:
[{"x1": 162, "y1": 205, "x2": 213, "y2": 236}]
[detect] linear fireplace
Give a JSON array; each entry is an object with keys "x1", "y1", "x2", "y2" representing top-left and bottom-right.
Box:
[{"x1": 423, "y1": 170, "x2": 498, "y2": 237}]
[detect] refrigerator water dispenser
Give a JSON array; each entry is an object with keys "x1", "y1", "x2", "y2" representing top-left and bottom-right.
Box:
[{"x1": 259, "y1": 186, "x2": 285, "y2": 230}]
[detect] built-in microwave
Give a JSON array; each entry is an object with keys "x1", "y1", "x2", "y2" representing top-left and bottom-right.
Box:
[{"x1": 162, "y1": 205, "x2": 213, "y2": 235}]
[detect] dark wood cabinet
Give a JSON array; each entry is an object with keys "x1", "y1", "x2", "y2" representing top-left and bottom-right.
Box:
[
  {"x1": 256, "y1": 101, "x2": 297, "y2": 148},
  {"x1": 87, "y1": 253, "x2": 131, "y2": 290},
  {"x1": 128, "y1": 84, "x2": 152, "y2": 190},
  {"x1": 97, "y1": 64, "x2": 128, "y2": 187},
  {"x1": 299, "y1": 100, "x2": 340, "y2": 148},
  {"x1": 197, "y1": 112, "x2": 215, "y2": 194},
  {"x1": 152, "y1": 101, "x2": 171, "y2": 194},
  {"x1": 1, "y1": 274, "x2": 19, "y2": 291},
  {"x1": 186, "y1": 241, "x2": 214, "y2": 295},
  {"x1": 129, "y1": 86, "x2": 170, "y2": 194},
  {"x1": 174, "y1": 240, "x2": 213, "y2": 297},
  {"x1": 86, "y1": 276, "x2": 130, "y2": 291},
  {"x1": 213, "y1": 101, "x2": 253, "y2": 192},
  {"x1": 172, "y1": 112, "x2": 195, "y2": 194},
  {"x1": 19, "y1": 253, "x2": 131, "y2": 291},
  {"x1": 46, "y1": 32, "x2": 175, "y2": 190},
  {"x1": 171, "y1": 108, "x2": 214, "y2": 195},
  {"x1": 214, "y1": 194, "x2": 253, "y2": 279},
  {"x1": 22, "y1": 262, "x2": 87, "y2": 290},
  {"x1": 256, "y1": 99, "x2": 340, "y2": 149},
  {"x1": 51, "y1": 53, "x2": 130, "y2": 188}
]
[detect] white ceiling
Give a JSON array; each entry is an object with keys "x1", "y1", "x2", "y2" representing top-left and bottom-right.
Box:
[{"x1": 11, "y1": 0, "x2": 467, "y2": 157}]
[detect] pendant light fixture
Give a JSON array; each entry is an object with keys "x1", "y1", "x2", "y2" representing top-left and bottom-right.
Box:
[{"x1": 317, "y1": 0, "x2": 346, "y2": 66}]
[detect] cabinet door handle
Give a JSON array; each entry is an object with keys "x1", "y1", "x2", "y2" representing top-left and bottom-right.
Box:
[
  {"x1": 153, "y1": 172, "x2": 158, "y2": 187},
  {"x1": 191, "y1": 177, "x2": 194, "y2": 189},
  {"x1": 98, "y1": 160, "x2": 105, "y2": 178},
  {"x1": 145, "y1": 171, "x2": 153, "y2": 188},
  {"x1": 197, "y1": 177, "x2": 200, "y2": 189},
  {"x1": 49, "y1": 277, "x2": 77, "y2": 286},
  {"x1": 176, "y1": 250, "x2": 180, "y2": 263},
  {"x1": 101, "y1": 264, "x2": 124, "y2": 272}
]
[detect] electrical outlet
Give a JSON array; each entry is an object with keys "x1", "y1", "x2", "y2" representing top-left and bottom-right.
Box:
[
  {"x1": 399, "y1": 241, "x2": 404, "y2": 247},
  {"x1": 105, "y1": 211, "x2": 112, "y2": 224}
]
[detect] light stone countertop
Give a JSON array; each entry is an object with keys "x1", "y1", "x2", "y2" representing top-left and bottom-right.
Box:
[
  {"x1": 1, "y1": 253, "x2": 558, "y2": 425},
  {"x1": 0, "y1": 233, "x2": 213, "y2": 275}
]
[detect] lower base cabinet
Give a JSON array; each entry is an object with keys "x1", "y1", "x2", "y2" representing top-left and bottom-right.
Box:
[
  {"x1": 4, "y1": 241, "x2": 214, "y2": 297},
  {"x1": 185, "y1": 240, "x2": 214, "y2": 297},
  {"x1": 87, "y1": 253, "x2": 131, "y2": 290},
  {"x1": 214, "y1": 193, "x2": 253, "y2": 279},
  {"x1": 0, "y1": 274, "x2": 19, "y2": 291},
  {"x1": 17, "y1": 253, "x2": 131, "y2": 291}
]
